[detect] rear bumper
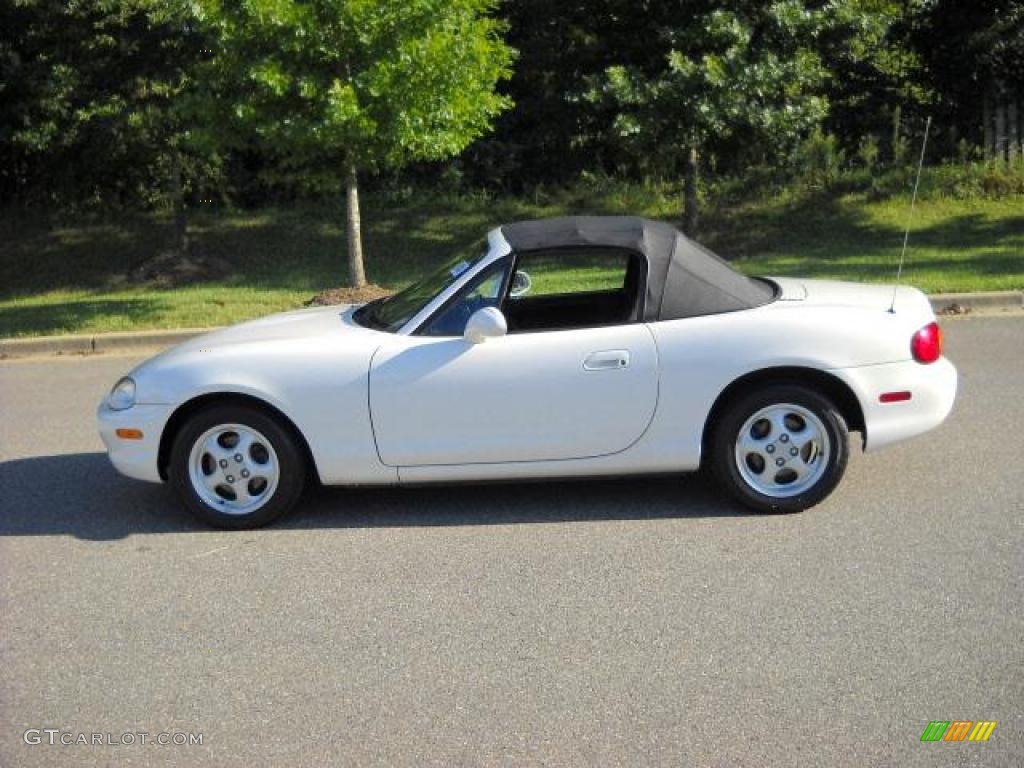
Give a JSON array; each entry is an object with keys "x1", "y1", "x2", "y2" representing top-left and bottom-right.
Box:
[
  {"x1": 830, "y1": 357, "x2": 957, "y2": 451},
  {"x1": 96, "y1": 401, "x2": 172, "y2": 482}
]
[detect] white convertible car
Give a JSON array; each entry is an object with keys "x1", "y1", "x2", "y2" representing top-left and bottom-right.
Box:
[{"x1": 98, "y1": 216, "x2": 957, "y2": 528}]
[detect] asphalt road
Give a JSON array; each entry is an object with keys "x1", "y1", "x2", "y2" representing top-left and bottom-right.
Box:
[{"x1": 1, "y1": 316, "x2": 1021, "y2": 767}]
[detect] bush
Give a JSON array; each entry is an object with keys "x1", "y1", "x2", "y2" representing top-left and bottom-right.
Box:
[
  {"x1": 856, "y1": 135, "x2": 880, "y2": 173},
  {"x1": 923, "y1": 159, "x2": 1024, "y2": 199},
  {"x1": 795, "y1": 130, "x2": 845, "y2": 189}
]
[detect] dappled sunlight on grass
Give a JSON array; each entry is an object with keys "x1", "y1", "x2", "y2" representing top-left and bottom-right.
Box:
[
  {"x1": 727, "y1": 196, "x2": 1024, "y2": 293},
  {"x1": 1, "y1": 187, "x2": 1021, "y2": 336},
  {"x1": 0, "y1": 287, "x2": 309, "y2": 337}
]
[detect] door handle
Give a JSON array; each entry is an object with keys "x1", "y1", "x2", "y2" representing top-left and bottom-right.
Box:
[{"x1": 583, "y1": 350, "x2": 630, "y2": 371}]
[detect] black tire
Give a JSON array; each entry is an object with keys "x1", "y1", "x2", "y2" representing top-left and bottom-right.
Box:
[
  {"x1": 710, "y1": 384, "x2": 849, "y2": 513},
  {"x1": 168, "y1": 404, "x2": 306, "y2": 529}
]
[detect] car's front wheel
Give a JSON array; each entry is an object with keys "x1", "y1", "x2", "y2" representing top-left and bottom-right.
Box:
[
  {"x1": 168, "y1": 404, "x2": 306, "y2": 528},
  {"x1": 710, "y1": 384, "x2": 849, "y2": 513}
]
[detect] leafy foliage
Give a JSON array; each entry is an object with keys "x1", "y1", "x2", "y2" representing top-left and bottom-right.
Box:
[
  {"x1": 0, "y1": 0, "x2": 1020, "y2": 212},
  {"x1": 597, "y1": 2, "x2": 828, "y2": 172},
  {"x1": 197, "y1": 0, "x2": 514, "y2": 188},
  {"x1": 796, "y1": 129, "x2": 846, "y2": 188},
  {"x1": 914, "y1": 0, "x2": 1024, "y2": 148},
  {"x1": 815, "y1": 0, "x2": 932, "y2": 158},
  {"x1": 0, "y1": 0, "x2": 211, "y2": 209}
]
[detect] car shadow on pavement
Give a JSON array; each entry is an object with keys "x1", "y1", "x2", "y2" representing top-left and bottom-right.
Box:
[{"x1": 0, "y1": 453, "x2": 747, "y2": 540}]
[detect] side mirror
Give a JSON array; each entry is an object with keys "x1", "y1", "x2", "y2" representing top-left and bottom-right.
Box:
[{"x1": 464, "y1": 306, "x2": 507, "y2": 344}]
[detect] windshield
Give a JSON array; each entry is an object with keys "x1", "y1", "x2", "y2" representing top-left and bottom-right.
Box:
[{"x1": 354, "y1": 239, "x2": 489, "y2": 332}]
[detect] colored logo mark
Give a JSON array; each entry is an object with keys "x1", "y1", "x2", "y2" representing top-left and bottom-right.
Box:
[{"x1": 920, "y1": 721, "x2": 997, "y2": 742}]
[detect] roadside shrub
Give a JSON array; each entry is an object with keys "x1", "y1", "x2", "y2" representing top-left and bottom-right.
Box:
[
  {"x1": 926, "y1": 158, "x2": 1024, "y2": 199},
  {"x1": 856, "y1": 135, "x2": 880, "y2": 173},
  {"x1": 891, "y1": 134, "x2": 909, "y2": 167},
  {"x1": 795, "y1": 129, "x2": 845, "y2": 189},
  {"x1": 979, "y1": 162, "x2": 1024, "y2": 196}
]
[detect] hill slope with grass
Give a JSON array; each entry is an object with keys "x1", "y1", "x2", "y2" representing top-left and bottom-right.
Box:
[{"x1": 1, "y1": 181, "x2": 1021, "y2": 337}]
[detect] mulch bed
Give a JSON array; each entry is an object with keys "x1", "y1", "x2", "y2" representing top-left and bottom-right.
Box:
[{"x1": 305, "y1": 284, "x2": 393, "y2": 306}]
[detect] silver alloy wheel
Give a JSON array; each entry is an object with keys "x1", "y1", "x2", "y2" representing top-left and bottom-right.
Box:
[
  {"x1": 734, "y1": 403, "x2": 831, "y2": 498},
  {"x1": 187, "y1": 423, "x2": 280, "y2": 515}
]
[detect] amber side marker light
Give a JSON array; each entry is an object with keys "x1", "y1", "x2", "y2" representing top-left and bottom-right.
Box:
[
  {"x1": 115, "y1": 428, "x2": 144, "y2": 440},
  {"x1": 880, "y1": 391, "x2": 912, "y2": 403}
]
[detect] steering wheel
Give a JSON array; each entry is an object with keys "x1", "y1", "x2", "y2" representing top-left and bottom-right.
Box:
[
  {"x1": 430, "y1": 295, "x2": 488, "y2": 336},
  {"x1": 510, "y1": 270, "x2": 532, "y2": 298}
]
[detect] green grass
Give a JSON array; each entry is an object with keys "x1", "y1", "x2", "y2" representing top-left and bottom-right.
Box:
[
  {"x1": 518, "y1": 250, "x2": 628, "y2": 294},
  {"x1": 714, "y1": 194, "x2": 1024, "y2": 294},
  {"x1": 1, "y1": 184, "x2": 1021, "y2": 337}
]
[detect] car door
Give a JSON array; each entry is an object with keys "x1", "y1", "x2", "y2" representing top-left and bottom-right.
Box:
[
  {"x1": 369, "y1": 323, "x2": 658, "y2": 466},
  {"x1": 369, "y1": 247, "x2": 659, "y2": 467}
]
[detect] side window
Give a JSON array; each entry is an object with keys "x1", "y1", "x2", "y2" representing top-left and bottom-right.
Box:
[
  {"x1": 503, "y1": 248, "x2": 642, "y2": 333},
  {"x1": 512, "y1": 249, "x2": 627, "y2": 296},
  {"x1": 420, "y1": 259, "x2": 511, "y2": 336}
]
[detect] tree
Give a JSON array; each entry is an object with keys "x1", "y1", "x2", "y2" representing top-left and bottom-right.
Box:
[
  {"x1": 461, "y1": 0, "x2": 644, "y2": 188},
  {"x1": 200, "y1": 0, "x2": 514, "y2": 287},
  {"x1": 915, "y1": 0, "x2": 1024, "y2": 158},
  {"x1": 0, "y1": 0, "x2": 210, "y2": 244},
  {"x1": 591, "y1": 1, "x2": 829, "y2": 234},
  {"x1": 813, "y1": 0, "x2": 932, "y2": 165}
]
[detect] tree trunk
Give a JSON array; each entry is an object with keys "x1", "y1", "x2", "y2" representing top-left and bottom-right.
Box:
[
  {"x1": 994, "y1": 96, "x2": 1007, "y2": 162},
  {"x1": 170, "y1": 150, "x2": 189, "y2": 255},
  {"x1": 345, "y1": 163, "x2": 367, "y2": 288},
  {"x1": 891, "y1": 105, "x2": 902, "y2": 164},
  {"x1": 683, "y1": 146, "x2": 699, "y2": 237},
  {"x1": 983, "y1": 91, "x2": 993, "y2": 159},
  {"x1": 1009, "y1": 100, "x2": 1019, "y2": 163}
]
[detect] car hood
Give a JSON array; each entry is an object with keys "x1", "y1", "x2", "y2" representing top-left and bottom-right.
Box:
[
  {"x1": 172, "y1": 304, "x2": 361, "y2": 351},
  {"x1": 127, "y1": 303, "x2": 383, "y2": 401}
]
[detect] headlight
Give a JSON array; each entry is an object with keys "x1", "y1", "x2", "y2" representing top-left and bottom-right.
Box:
[{"x1": 108, "y1": 377, "x2": 136, "y2": 410}]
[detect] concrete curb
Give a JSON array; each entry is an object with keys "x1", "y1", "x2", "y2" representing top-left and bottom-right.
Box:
[
  {"x1": 0, "y1": 328, "x2": 213, "y2": 360},
  {"x1": 929, "y1": 291, "x2": 1022, "y2": 315},
  {"x1": 1, "y1": 290, "x2": 1021, "y2": 359}
]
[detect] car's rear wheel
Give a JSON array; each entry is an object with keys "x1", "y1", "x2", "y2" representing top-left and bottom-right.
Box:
[
  {"x1": 168, "y1": 404, "x2": 305, "y2": 528},
  {"x1": 711, "y1": 384, "x2": 849, "y2": 513}
]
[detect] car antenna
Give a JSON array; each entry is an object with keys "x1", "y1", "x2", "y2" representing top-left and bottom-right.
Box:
[{"x1": 889, "y1": 115, "x2": 932, "y2": 313}]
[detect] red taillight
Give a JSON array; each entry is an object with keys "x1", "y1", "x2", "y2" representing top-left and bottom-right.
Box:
[{"x1": 911, "y1": 321, "x2": 943, "y2": 364}]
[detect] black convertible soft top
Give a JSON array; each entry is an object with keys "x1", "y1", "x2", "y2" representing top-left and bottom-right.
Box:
[{"x1": 500, "y1": 215, "x2": 775, "y2": 321}]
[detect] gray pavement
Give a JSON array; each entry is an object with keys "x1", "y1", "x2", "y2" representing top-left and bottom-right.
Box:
[{"x1": 0, "y1": 316, "x2": 1021, "y2": 766}]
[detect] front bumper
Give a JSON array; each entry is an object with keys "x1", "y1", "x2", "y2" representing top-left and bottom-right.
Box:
[
  {"x1": 830, "y1": 357, "x2": 957, "y2": 451},
  {"x1": 96, "y1": 401, "x2": 173, "y2": 482}
]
